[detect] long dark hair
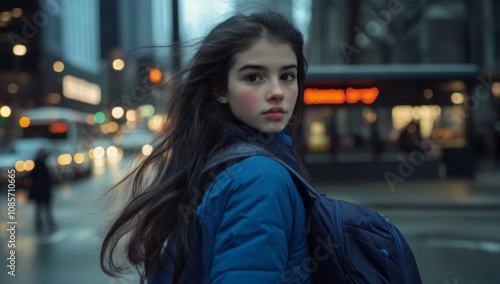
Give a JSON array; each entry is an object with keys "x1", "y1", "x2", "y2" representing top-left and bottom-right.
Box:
[{"x1": 100, "y1": 11, "x2": 308, "y2": 284}]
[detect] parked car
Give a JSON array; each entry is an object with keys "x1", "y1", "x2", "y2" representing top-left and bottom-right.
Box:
[{"x1": 113, "y1": 127, "x2": 157, "y2": 155}]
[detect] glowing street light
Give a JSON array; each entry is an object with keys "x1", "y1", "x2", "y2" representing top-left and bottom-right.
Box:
[
  {"x1": 7, "y1": 84, "x2": 18, "y2": 94},
  {"x1": 0, "y1": 106, "x2": 12, "y2": 117},
  {"x1": 112, "y1": 59, "x2": 125, "y2": 71},
  {"x1": 13, "y1": 44, "x2": 27, "y2": 56},
  {"x1": 451, "y1": 92, "x2": 465, "y2": 105},
  {"x1": 111, "y1": 106, "x2": 124, "y2": 119},
  {"x1": 11, "y1": 8, "x2": 23, "y2": 18},
  {"x1": 492, "y1": 82, "x2": 500, "y2": 98},
  {"x1": 0, "y1": 11, "x2": 12, "y2": 22},
  {"x1": 53, "y1": 61, "x2": 65, "y2": 72}
]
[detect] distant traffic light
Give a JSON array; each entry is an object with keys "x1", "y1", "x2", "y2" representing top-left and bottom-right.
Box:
[{"x1": 149, "y1": 68, "x2": 162, "y2": 83}]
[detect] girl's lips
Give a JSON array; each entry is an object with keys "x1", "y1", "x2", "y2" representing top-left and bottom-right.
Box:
[
  {"x1": 263, "y1": 107, "x2": 285, "y2": 114},
  {"x1": 264, "y1": 112, "x2": 284, "y2": 120}
]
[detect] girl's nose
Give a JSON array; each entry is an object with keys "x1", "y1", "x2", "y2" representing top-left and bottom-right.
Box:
[{"x1": 267, "y1": 80, "x2": 284, "y2": 101}]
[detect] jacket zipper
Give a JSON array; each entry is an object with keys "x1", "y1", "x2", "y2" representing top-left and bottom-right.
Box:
[
  {"x1": 380, "y1": 214, "x2": 412, "y2": 284},
  {"x1": 334, "y1": 200, "x2": 345, "y2": 261},
  {"x1": 335, "y1": 200, "x2": 359, "y2": 283}
]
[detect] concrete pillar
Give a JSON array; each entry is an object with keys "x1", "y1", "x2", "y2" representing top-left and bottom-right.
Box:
[{"x1": 305, "y1": 0, "x2": 349, "y2": 64}]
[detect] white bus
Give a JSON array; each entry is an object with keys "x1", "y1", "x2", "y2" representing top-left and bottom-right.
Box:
[{"x1": 16, "y1": 107, "x2": 94, "y2": 181}]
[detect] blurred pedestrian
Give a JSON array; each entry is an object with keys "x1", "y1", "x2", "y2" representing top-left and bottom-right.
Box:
[
  {"x1": 398, "y1": 120, "x2": 422, "y2": 153},
  {"x1": 101, "y1": 11, "x2": 311, "y2": 284},
  {"x1": 28, "y1": 148, "x2": 56, "y2": 233}
]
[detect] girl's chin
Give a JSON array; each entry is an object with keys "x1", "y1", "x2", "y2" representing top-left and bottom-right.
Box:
[{"x1": 259, "y1": 124, "x2": 286, "y2": 133}]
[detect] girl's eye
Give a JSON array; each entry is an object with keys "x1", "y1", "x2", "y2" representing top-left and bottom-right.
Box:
[
  {"x1": 245, "y1": 75, "x2": 262, "y2": 82},
  {"x1": 281, "y1": 74, "x2": 296, "y2": 81}
]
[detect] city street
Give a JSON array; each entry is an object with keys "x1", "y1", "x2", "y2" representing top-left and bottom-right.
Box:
[
  {"x1": 379, "y1": 208, "x2": 500, "y2": 283},
  {"x1": 0, "y1": 156, "x2": 140, "y2": 284},
  {"x1": 1, "y1": 1, "x2": 500, "y2": 283},
  {"x1": 1, "y1": 155, "x2": 500, "y2": 284}
]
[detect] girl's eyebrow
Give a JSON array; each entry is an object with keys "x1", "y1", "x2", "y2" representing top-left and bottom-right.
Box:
[{"x1": 237, "y1": 64, "x2": 298, "y2": 72}]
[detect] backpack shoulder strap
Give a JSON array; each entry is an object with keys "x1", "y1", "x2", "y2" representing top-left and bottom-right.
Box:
[{"x1": 204, "y1": 143, "x2": 320, "y2": 199}]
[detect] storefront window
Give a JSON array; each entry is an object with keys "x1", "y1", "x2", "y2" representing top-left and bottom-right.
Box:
[
  {"x1": 433, "y1": 105, "x2": 466, "y2": 148},
  {"x1": 334, "y1": 106, "x2": 372, "y2": 156},
  {"x1": 390, "y1": 104, "x2": 466, "y2": 153},
  {"x1": 302, "y1": 103, "x2": 467, "y2": 161},
  {"x1": 391, "y1": 105, "x2": 441, "y2": 141},
  {"x1": 303, "y1": 107, "x2": 332, "y2": 153}
]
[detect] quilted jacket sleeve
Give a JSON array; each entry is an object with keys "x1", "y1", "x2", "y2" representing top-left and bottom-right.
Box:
[{"x1": 207, "y1": 156, "x2": 303, "y2": 283}]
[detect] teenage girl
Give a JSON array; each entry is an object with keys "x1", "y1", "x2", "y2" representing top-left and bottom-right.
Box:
[{"x1": 101, "y1": 11, "x2": 311, "y2": 284}]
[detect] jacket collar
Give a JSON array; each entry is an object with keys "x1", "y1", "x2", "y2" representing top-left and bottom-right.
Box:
[{"x1": 238, "y1": 125, "x2": 292, "y2": 148}]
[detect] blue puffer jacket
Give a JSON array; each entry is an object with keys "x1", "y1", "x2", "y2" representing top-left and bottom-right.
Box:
[{"x1": 149, "y1": 129, "x2": 311, "y2": 283}]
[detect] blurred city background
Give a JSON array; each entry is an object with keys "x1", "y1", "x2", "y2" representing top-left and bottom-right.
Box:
[{"x1": 0, "y1": 0, "x2": 499, "y2": 283}]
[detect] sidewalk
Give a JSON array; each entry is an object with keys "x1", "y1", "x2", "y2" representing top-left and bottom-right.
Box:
[{"x1": 313, "y1": 169, "x2": 500, "y2": 210}]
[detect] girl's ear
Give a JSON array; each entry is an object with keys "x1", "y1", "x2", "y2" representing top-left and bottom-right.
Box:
[{"x1": 213, "y1": 88, "x2": 228, "y2": 104}]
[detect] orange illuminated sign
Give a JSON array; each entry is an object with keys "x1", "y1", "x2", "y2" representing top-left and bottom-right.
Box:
[
  {"x1": 49, "y1": 122, "x2": 68, "y2": 133},
  {"x1": 304, "y1": 87, "x2": 379, "y2": 105}
]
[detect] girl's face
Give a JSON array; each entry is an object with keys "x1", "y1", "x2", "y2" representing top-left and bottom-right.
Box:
[{"x1": 217, "y1": 38, "x2": 298, "y2": 133}]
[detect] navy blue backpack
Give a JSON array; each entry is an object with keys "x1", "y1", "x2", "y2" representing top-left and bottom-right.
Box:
[{"x1": 208, "y1": 143, "x2": 423, "y2": 284}]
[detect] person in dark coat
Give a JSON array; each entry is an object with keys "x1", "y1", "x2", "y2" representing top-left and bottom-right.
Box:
[
  {"x1": 398, "y1": 121, "x2": 422, "y2": 153},
  {"x1": 28, "y1": 148, "x2": 56, "y2": 232}
]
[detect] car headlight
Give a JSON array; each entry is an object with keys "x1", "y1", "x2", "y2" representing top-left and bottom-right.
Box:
[
  {"x1": 15, "y1": 161, "x2": 25, "y2": 172},
  {"x1": 58, "y1": 154, "x2": 72, "y2": 166},
  {"x1": 142, "y1": 144, "x2": 153, "y2": 156},
  {"x1": 106, "y1": 146, "x2": 119, "y2": 158},
  {"x1": 74, "y1": 153, "x2": 85, "y2": 164},
  {"x1": 24, "y1": 160, "x2": 35, "y2": 171},
  {"x1": 93, "y1": 147, "x2": 105, "y2": 159}
]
